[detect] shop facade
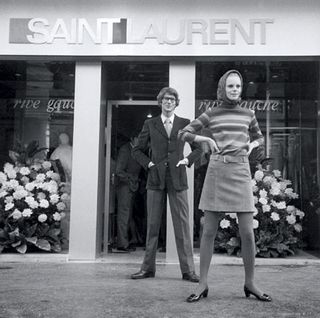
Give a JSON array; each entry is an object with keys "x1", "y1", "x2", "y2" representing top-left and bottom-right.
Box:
[{"x1": 0, "y1": 0, "x2": 320, "y2": 260}]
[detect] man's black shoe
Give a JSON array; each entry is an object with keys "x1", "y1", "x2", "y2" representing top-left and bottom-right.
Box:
[
  {"x1": 182, "y1": 271, "x2": 200, "y2": 283},
  {"x1": 131, "y1": 270, "x2": 155, "y2": 280}
]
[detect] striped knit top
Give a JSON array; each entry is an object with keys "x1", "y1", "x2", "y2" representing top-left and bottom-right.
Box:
[{"x1": 179, "y1": 104, "x2": 264, "y2": 156}]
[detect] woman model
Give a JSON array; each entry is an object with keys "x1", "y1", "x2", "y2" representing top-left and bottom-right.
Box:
[{"x1": 179, "y1": 70, "x2": 271, "y2": 303}]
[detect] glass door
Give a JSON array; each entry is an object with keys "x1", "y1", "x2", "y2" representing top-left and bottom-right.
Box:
[{"x1": 103, "y1": 100, "x2": 160, "y2": 253}]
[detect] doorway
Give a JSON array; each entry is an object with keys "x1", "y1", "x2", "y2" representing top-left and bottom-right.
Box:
[{"x1": 103, "y1": 100, "x2": 161, "y2": 253}]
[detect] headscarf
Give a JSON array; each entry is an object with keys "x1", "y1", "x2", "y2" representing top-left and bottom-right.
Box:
[{"x1": 217, "y1": 69, "x2": 243, "y2": 106}]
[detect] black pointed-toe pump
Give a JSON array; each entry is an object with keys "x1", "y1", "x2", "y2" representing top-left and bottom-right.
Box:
[
  {"x1": 186, "y1": 287, "x2": 209, "y2": 303},
  {"x1": 244, "y1": 285, "x2": 272, "y2": 302}
]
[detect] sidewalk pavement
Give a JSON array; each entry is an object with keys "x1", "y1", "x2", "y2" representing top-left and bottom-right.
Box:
[{"x1": 1, "y1": 250, "x2": 320, "y2": 318}]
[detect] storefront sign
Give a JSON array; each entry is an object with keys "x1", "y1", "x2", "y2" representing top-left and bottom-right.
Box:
[
  {"x1": 197, "y1": 99, "x2": 281, "y2": 113},
  {"x1": 12, "y1": 98, "x2": 74, "y2": 113},
  {"x1": 9, "y1": 17, "x2": 274, "y2": 45}
]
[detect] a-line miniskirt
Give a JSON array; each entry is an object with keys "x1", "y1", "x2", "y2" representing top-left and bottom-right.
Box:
[{"x1": 199, "y1": 154, "x2": 255, "y2": 213}]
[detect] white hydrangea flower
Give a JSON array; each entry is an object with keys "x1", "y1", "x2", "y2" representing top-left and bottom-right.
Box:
[
  {"x1": 7, "y1": 169, "x2": 17, "y2": 179},
  {"x1": 252, "y1": 185, "x2": 259, "y2": 193},
  {"x1": 20, "y1": 167, "x2": 31, "y2": 176},
  {"x1": 259, "y1": 189, "x2": 268, "y2": 198},
  {"x1": 0, "y1": 171, "x2": 7, "y2": 183},
  {"x1": 37, "y1": 192, "x2": 46, "y2": 200},
  {"x1": 5, "y1": 196, "x2": 13, "y2": 204},
  {"x1": 60, "y1": 193, "x2": 70, "y2": 202},
  {"x1": 13, "y1": 189, "x2": 28, "y2": 200},
  {"x1": 0, "y1": 190, "x2": 7, "y2": 198},
  {"x1": 276, "y1": 201, "x2": 286, "y2": 210},
  {"x1": 253, "y1": 196, "x2": 258, "y2": 204},
  {"x1": 262, "y1": 204, "x2": 271, "y2": 213},
  {"x1": 270, "y1": 184, "x2": 281, "y2": 196},
  {"x1": 271, "y1": 212, "x2": 280, "y2": 221},
  {"x1": 57, "y1": 202, "x2": 66, "y2": 211},
  {"x1": 226, "y1": 213, "x2": 237, "y2": 219},
  {"x1": 53, "y1": 212, "x2": 62, "y2": 221},
  {"x1": 286, "y1": 205, "x2": 296, "y2": 213},
  {"x1": 22, "y1": 208, "x2": 33, "y2": 217},
  {"x1": 25, "y1": 196, "x2": 39, "y2": 209},
  {"x1": 272, "y1": 170, "x2": 281, "y2": 177},
  {"x1": 42, "y1": 161, "x2": 52, "y2": 169},
  {"x1": 286, "y1": 214, "x2": 296, "y2": 225},
  {"x1": 285, "y1": 188, "x2": 299, "y2": 199},
  {"x1": 284, "y1": 188, "x2": 293, "y2": 195},
  {"x1": 46, "y1": 170, "x2": 54, "y2": 178},
  {"x1": 263, "y1": 176, "x2": 274, "y2": 185},
  {"x1": 254, "y1": 170, "x2": 264, "y2": 182},
  {"x1": 50, "y1": 172, "x2": 60, "y2": 181},
  {"x1": 36, "y1": 173, "x2": 46, "y2": 183},
  {"x1": 253, "y1": 208, "x2": 258, "y2": 216},
  {"x1": 7, "y1": 179, "x2": 19, "y2": 190},
  {"x1": 295, "y1": 209, "x2": 305, "y2": 219},
  {"x1": 50, "y1": 194, "x2": 60, "y2": 204},
  {"x1": 25, "y1": 182, "x2": 36, "y2": 192},
  {"x1": 251, "y1": 179, "x2": 257, "y2": 186},
  {"x1": 259, "y1": 197, "x2": 268, "y2": 205},
  {"x1": 46, "y1": 180, "x2": 58, "y2": 194},
  {"x1": 294, "y1": 224, "x2": 302, "y2": 232},
  {"x1": 38, "y1": 214, "x2": 48, "y2": 223},
  {"x1": 4, "y1": 163, "x2": 15, "y2": 174},
  {"x1": 5, "y1": 202, "x2": 14, "y2": 211},
  {"x1": 11, "y1": 209, "x2": 22, "y2": 220},
  {"x1": 39, "y1": 199, "x2": 49, "y2": 208},
  {"x1": 20, "y1": 176, "x2": 30, "y2": 185},
  {"x1": 253, "y1": 219, "x2": 259, "y2": 229},
  {"x1": 220, "y1": 219, "x2": 231, "y2": 229}
]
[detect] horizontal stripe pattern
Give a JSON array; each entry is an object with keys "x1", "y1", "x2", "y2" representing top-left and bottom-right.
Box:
[{"x1": 179, "y1": 106, "x2": 264, "y2": 156}]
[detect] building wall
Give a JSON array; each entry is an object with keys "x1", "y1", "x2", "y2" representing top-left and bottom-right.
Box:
[{"x1": 0, "y1": 0, "x2": 320, "y2": 57}]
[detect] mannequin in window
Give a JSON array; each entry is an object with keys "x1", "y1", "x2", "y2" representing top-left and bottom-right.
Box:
[{"x1": 50, "y1": 133, "x2": 73, "y2": 183}]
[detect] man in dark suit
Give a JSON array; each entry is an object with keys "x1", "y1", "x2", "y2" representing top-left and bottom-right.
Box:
[
  {"x1": 131, "y1": 87, "x2": 201, "y2": 282},
  {"x1": 115, "y1": 135, "x2": 141, "y2": 252}
]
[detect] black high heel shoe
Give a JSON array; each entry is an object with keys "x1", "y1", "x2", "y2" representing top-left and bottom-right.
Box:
[
  {"x1": 186, "y1": 287, "x2": 209, "y2": 303},
  {"x1": 244, "y1": 285, "x2": 272, "y2": 302}
]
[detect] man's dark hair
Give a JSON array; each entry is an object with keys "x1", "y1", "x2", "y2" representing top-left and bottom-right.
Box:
[{"x1": 157, "y1": 87, "x2": 180, "y2": 107}]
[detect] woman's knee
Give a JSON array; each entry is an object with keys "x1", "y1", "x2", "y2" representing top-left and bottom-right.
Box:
[
  {"x1": 240, "y1": 228, "x2": 255, "y2": 244},
  {"x1": 202, "y1": 226, "x2": 216, "y2": 240}
]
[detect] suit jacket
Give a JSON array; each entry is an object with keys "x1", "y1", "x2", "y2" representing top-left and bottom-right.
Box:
[
  {"x1": 116, "y1": 142, "x2": 141, "y2": 192},
  {"x1": 132, "y1": 115, "x2": 202, "y2": 191}
]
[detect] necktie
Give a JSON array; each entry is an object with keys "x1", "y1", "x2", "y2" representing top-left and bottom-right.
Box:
[{"x1": 164, "y1": 118, "x2": 172, "y2": 137}]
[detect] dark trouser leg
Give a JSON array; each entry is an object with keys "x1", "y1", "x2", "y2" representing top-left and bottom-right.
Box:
[
  {"x1": 117, "y1": 184, "x2": 133, "y2": 248},
  {"x1": 167, "y1": 182, "x2": 195, "y2": 274},
  {"x1": 141, "y1": 189, "x2": 165, "y2": 273}
]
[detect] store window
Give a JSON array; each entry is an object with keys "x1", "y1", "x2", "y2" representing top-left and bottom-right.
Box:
[
  {"x1": 195, "y1": 61, "x2": 320, "y2": 249},
  {"x1": 0, "y1": 61, "x2": 75, "y2": 252}
]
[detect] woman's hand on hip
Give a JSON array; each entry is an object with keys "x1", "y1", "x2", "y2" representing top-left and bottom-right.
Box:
[{"x1": 207, "y1": 139, "x2": 219, "y2": 153}]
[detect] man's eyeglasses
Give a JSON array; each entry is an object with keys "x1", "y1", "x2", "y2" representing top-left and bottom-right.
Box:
[{"x1": 163, "y1": 97, "x2": 176, "y2": 102}]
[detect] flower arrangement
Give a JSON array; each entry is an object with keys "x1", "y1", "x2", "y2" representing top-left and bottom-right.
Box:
[
  {"x1": 0, "y1": 160, "x2": 69, "y2": 253},
  {"x1": 215, "y1": 167, "x2": 305, "y2": 257}
]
